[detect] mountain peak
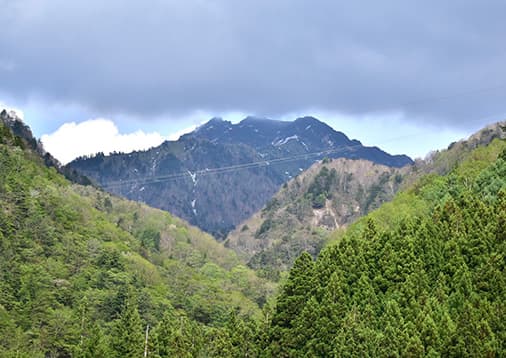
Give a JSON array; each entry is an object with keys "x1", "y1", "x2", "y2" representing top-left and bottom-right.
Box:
[
  {"x1": 1, "y1": 108, "x2": 36, "y2": 146},
  {"x1": 195, "y1": 117, "x2": 231, "y2": 133},
  {"x1": 294, "y1": 116, "x2": 320, "y2": 123},
  {"x1": 292, "y1": 116, "x2": 333, "y2": 130},
  {"x1": 202, "y1": 116, "x2": 231, "y2": 126}
]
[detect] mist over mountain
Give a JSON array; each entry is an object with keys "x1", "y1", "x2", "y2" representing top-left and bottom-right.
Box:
[{"x1": 67, "y1": 116, "x2": 412, "y2": 237}]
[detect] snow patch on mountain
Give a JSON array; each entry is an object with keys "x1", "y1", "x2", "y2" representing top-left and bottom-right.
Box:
[
  {"x1": 188, "y1": 171, "x2": 197, "y2": 185},
  {"x1": 191, "y1": 199, "x2": 197, "y2": 215},
  {"x1": 272, "y1": 135, "x2": 298, "y2": 146}
]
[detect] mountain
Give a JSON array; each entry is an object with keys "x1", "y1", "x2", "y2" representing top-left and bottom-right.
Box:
[
  {"x1": 187, "y1": 116, "x2": 412, "y2": 168},
  {"x1": 0, "y1": 116, "x2": 275, "y2": 356},
  {"x1": 226, "y1": 121, "x2": 506, "y2": 279},
  {"x1": 67, "y1": 116, "x2": 413, "y2": 238},
  {"x1": 263, "y1": 136, "x2": 506, "y2": 356},
  {"x1": 2, "y1": 111, "x2": 505, "y2": 356},
  {"x1": 226, "y1": 158, "x2": 410, "y2": 279},
  {"x1": 0, "y1": 109, "x2": 92, "y2": 186}
]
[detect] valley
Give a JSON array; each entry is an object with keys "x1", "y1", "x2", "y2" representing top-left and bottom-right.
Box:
[
  {"x1": 3, "y1": 3, "x2": 506, "y2": 356},
  {"x1": 67, "y1": 116, "x2": 412, "y2": 238},
  {"x1": 1, "y1": 110, "x2": 505, "y2": 356}
]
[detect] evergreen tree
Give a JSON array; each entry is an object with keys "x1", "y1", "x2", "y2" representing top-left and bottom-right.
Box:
[
  {"x1": 75, "y1": 322, "x2": 109, "y2": 358},
  {"x1": 110, "y1": 291, "x2": 144, "y2": 358},
  {"x1": 152, "y1": 310, "x2": 176, "y2": 358},
  {"x1": 152, "y1": 311, "x2": 204, "y2": 357},
  {"x1": 268, "y1": 252, "x2": 315, "y2": 356},
  {"x1": 309, "y1": 270, "x2": 348, "y2": 356}
]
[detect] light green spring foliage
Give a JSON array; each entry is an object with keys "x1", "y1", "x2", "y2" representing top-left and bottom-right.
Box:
[
  {"x1": 0, "y1": 123, "x2": 274, "y2": 357},
  {"x1": 1, "y1": 120, "x2": 506, "y2": 357}
]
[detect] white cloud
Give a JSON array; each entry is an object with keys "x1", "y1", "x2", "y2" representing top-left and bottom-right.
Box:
[{"x1": 41, "y1": 118, "x2": 166, "y2": 164}]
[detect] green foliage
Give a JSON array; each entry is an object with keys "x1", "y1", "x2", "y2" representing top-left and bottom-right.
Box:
[
  {"x1": 255, "y1": 217, "x2": 273, "y2": 238},
  {"x1": 151, "y1": 308, "x2": 214, "y2": 357},
  {"x1": 137, "y1": 227, "x2": 161, "y2": 251},
  {"x1": 0, "y1": 126, "x2": 274, "y2": 356},
  {"x1": 312, "y1": 192, "x2": 326, "y2": 209},
  {"x1": 305, "y1": 166, "x2": 338, "y2": 208},
  {"x1": 267, "y1": 252, "x2": 315, "y2": 356},
  {"x1": 262, "y1": 140, "x2": 506, "y2": 356},
  {"x1": 2, "y1": 119, "x2": 506, "y2": 356},
  {"x1": 111, "y1": 291, "x2": 144, "y2": 357}
]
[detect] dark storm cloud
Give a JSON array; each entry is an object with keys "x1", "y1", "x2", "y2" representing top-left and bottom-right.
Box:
[{"x1": 1, "y1": 0, "x2": 506, "y2": 128}]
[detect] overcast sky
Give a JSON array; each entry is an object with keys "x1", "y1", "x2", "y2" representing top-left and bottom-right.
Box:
[{"x1": 1, "y1": 0, "x2": 506, "y2": 163}]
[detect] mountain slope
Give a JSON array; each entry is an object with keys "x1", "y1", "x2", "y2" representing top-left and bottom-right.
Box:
[
  {"x1": 0, "y1": 109, "x2": 92, "y2": 185},
  {"x1": 226, "y1": 158, "x2": 409, "y2": 279},
  {"x1": 262, "y1": 135, "x2": 506, "y2": 356},
  {"x1": 226, "y1": 121, "x2": 506, "y2": 279},
  {"x1": 2, "y1": 113, "x2": 505, "y2": 356},
  {"x1": 67, "y1": 116, "x2": 412, "y2": 237},
  {"x1": 0, "y1": 118, "x2": 274, "y2": 356}
]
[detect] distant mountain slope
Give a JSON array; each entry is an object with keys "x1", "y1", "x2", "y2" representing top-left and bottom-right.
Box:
[
  {"x1": 188, "y1": 116, "x2": 411, "y2": 168},
  {"x1": 409, "y1": 121, "x2": 506, "y2": 178},
  {"x1": 226, "y1": 158, "x2": 410, "y2": 279},
  {"x1": 226, "y1": 121, "x2": 506, "y2": 279},
  {"x1": 67, "y1": 116, "x2": 412, "y2": 237},
  {"x1": 0, "y1": 118, "x2": 274, "y2": 356}
]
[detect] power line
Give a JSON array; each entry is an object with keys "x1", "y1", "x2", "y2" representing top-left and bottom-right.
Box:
[
  {"x1": 101, "y1": 142, "x2": 371, "y2": 189},
  {"x1": 100, "y1": 111, "x2": 506, "y2": 190}
]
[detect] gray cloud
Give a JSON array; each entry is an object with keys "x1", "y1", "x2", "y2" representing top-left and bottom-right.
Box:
[{"x1": 1, "y1": 0, "x2": 506, "y2": 128}]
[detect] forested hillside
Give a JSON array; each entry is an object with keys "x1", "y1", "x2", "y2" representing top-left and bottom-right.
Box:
[
  {"x1": 226, "y1": 158, "x2": 409, "y2": 280},
  {"x1": 0, "y1": 120, "x2": 274, "y2": 357},
  {"x1": 2, "y1": 113, "x2": 505, "y2": 357},
  {"x1": 263, "y1": 138, "x2": 506, "y2": 356},
  {"x1": 227, "y1": 122, "x2": 506, "y2": 281},
  {"x1": 0, "y1": 109, "x2": 91, "y2": 185}
]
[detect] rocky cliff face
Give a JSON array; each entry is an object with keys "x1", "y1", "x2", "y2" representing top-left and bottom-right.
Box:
[{"x1": 67, "y1": 116, "x2": 412, "y2": 238}]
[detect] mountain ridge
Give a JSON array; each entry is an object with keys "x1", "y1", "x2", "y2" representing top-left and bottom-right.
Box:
[
  {"x1": 225, "y1": 120, "x2": 506, "y2": 279},
  {"x1": 67, "y1": 116, "x2": 412, "y2": 237},
  {"x1": 0, "y1": 109, "x2": 93, "y2": 186}
]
